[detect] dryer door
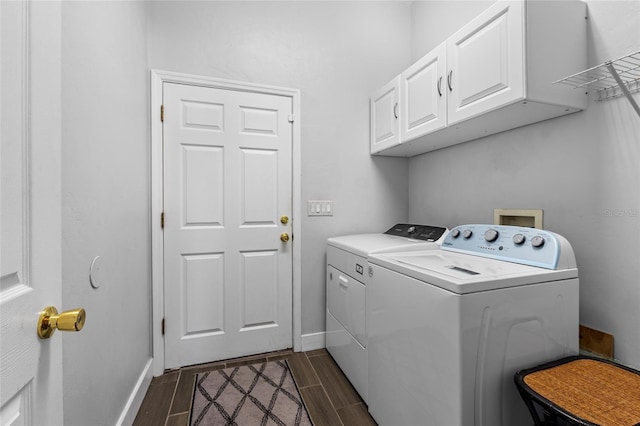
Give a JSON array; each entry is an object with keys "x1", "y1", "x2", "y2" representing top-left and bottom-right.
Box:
[{"x1": 327, "y1": 266, "x2": 366, "y2": 346}]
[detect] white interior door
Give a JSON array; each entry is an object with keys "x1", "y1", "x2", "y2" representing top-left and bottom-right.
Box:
[
  {"x1": 163, "y1": 82, "x2": 293, "y2": 368},
  {"x1": 1, "y1": 1, "x2": 64, "y2": 424}
]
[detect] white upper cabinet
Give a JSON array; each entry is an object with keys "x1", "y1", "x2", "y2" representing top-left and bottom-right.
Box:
[
  {"x1": 370, "y1": 76, "x2": 400, "y2": 154},
  {"x1": 400, "y1": 42, "x2": 448, "y2": 141},
  {"x1": 446, "y1": 1, "x2": 523, "y2": 125},
  {"x1": 371, "y1": 0, "x2": 587, "y2": 157}
]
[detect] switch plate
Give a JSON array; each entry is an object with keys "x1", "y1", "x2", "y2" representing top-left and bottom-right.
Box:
[{"x1": 307, "y1": 200, "x2": 333, "y2": 216}]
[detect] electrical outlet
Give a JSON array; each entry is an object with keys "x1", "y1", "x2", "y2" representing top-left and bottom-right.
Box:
[{"x1": 307, "y1": 200, "x2": 333, "y2": 216}]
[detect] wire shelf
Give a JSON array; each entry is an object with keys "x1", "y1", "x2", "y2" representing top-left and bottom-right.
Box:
[{"x1": 553, "y1": 50, "x2": 640, "y2": 102}]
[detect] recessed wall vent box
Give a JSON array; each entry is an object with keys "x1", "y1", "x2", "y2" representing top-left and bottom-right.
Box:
[{"x1": 494, "y1": 209, "x2": 543, "y2": 229}]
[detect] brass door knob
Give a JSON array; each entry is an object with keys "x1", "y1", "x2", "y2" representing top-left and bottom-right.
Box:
[
  {"x1": 37, "y1": 306, "x2": 86, "y2": 339},
  {"x1": 280, "y1": 232, "x2": 290, "y2": 243},
  {"x1": 280, "y1": 215, "x2": 289, "y2": 225}
]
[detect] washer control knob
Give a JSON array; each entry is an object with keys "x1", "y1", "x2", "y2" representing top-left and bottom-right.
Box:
[
  {"x1": 462, "y1": 229, "x2": 473, "y2": 239},
  {"x1": 451, "y1": 229, "x2": 460, "y2": 238},
  {"x1": 531, "y1": 236, "x2": 545, "y2": 248},
  {"x1": 408, "y1": 226, "x2": 416, "y2": 234},
  {"x1": 513, "y1": 233, "x2": 526, "y2": 245},
  {"x1": 484, "y1": 229, "x2": 499, "y2": 242}
]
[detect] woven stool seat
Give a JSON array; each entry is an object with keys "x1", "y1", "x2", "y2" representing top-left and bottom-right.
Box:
[{"x1": 515, "y1": 355, "x2": 640, "y2": 426}]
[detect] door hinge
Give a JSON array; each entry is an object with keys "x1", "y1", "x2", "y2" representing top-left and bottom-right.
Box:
[
  {"x1": 288, "y1": 114, "x2": 294, "y2": 123},
  {"x1": 161, "y1": 212, "x2": 165, "y2": 229},
  {"x1": 160, "y1": 105, "x2": 164, "y2": 122},
  {"x1": 161, "y1": 317, "x2": 165, "y2": 335}
]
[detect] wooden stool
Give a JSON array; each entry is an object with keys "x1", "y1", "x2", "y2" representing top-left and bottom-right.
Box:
[{"x1": 514, "y1": 355, "x2": 640, "y2": 426}]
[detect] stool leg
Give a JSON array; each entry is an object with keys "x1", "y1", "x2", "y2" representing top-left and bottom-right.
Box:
[
  {"x1": 517, "y1": 387, "x2": 545, "y2": 426},
  {"x1": 543, "y1": 410, "x2": 558, "y2": 425}
]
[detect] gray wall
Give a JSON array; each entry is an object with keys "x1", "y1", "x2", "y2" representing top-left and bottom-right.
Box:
[
  {"x1": 148, "y1": 1, "x2": 412, "y2": 336},
  {"x1": 61, "y1": 2, "x2": 151, "y2": 424},
  {"x1": 55, "y1": 3, "x2": 639, "y2": 424},
  {"x1": 408, "y1": 0, "x2": 640, "y2": 369}
]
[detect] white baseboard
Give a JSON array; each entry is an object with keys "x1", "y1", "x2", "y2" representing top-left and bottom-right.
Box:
[
  {"x1": 116, "y1": 357, "x2": 154, "y2": 426},
  {"x1": 301, "y1": 331, "x2": 326, "y2": 352}
]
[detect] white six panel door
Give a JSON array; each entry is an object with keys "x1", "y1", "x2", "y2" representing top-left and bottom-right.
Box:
[
  {"x1": 1, "y1": 1, "x2": 64, "y2": 424},
  {"x1": 163, "y1": 83, "x2": 293, "y2": 368}
]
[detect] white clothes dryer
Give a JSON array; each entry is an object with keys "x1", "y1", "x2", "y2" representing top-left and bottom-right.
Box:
[
  {"x1": 326, "y1": 224, "x2": 448, "y2": 402},
  {"x1": 367, "y1": 224, "x2": 579, "y2": 426}
]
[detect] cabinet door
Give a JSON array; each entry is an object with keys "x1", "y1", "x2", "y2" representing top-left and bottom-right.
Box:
[
  {"x1": 446, "y1": 0, "x2": 524, "y2": 125},
  {"x1": 370, "y1": 76, "x2": 400, "y2": 154},
  {"x1": 401, "y1": 42, "x2": 447, "y2": 141}
]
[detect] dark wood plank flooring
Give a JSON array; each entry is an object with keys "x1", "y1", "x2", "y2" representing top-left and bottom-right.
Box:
[{"x1": 133, "y1": 349, "x2": 377, "y2": 426}]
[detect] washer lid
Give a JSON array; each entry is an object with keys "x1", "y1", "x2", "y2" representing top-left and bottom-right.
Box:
[{"x1": 369, "y1": 250, "x2": 578, "y2": 294}]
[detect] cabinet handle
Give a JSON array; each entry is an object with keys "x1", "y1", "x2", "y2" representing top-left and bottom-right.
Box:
[
  {"x1": 393, "y1": 102, "x2": 399, "y2": 119},
  {"x1": 437, "y1": 76, "x2": 443, "y2": 97},
  {"x1": 447, "y1": 70, "x2": 453, "y2": 91}
]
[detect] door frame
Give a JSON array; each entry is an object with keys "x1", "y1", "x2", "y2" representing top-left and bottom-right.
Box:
[{"x1": 150, "y1": 69, "x2": 302, "y2": 376}]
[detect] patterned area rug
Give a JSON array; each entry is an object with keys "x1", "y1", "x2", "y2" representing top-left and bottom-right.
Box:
[{"x1": 190, "y1": 360, "x2": 313, "y2": 426}]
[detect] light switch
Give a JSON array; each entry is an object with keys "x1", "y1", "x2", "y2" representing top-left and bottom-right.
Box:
[{"x1": 308, "y1": 200, "x2": 333, "y2": 216}]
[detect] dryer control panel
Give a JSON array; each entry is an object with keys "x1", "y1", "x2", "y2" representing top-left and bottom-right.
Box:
[
  {"x1": 441, "y1": 224, "x2": 576, "y2": 270},
  {"x1": 384, "y1": 224, "x2": 447, "y2": 242}
]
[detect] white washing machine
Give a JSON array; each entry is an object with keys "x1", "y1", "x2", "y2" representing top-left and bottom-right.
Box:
[
  {"x1": 326, "y1": 224, "x2": 448, "y2": 403},
  {"x1": 367, "y1": 224, "x2": 579, "y2": 426}
]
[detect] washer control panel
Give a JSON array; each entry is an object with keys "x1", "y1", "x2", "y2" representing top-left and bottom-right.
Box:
[
  {"x1": 441, "y1": 224, "x2": 568, "y2": 269},
  {"x1": 384, "y1": 224, "x2": 448, "y2": 242}
]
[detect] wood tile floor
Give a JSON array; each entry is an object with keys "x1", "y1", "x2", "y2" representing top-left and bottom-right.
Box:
[{"x1": 133, "y1": 349, "x2": 377, "y2": 426}]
